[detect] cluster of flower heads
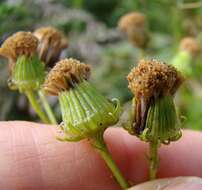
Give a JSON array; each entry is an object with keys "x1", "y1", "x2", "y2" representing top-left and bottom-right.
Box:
[
  {"x1": 0, "y1": 26, "x2": 68, "y2": 74},
  {"x1": 0, "y1": 16, "x2": 190, "y2": 186},
  {"x1": 44, "y1": 58, "x2": 91, "y2": 96},
  {"x1": 127, "y1": 59, "x2": 184, "y2": 100}
]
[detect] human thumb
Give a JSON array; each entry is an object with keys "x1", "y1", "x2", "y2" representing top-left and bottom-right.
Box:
[{"x1": 128, "y1": 177, "x2": 202, "y2": 190}]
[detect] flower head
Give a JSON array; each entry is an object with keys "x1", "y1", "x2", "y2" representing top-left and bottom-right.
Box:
[
  {"x1": 127, "y1": 59, "x2": 183, "y2": 100},
  {"x1": 126, "y1": 59, "x2": 183, "y2": 143},
  {"x1": 180, "y1": 37, "x2": 200, "y2": 56},
  {"x1": 0, "y1": 31, "x2": 46, "y2": 91},
  {"x1": 34, "y1": 26, "x2": 68, "y2": 67},
  {"x1": 118, "y1": 12, "x2": 149, "y2": 48},
  {"x1": 44, "y1": 58, "x2": 121, "y2": 141},
  {"x1": 0, "y1": 32, "x2": 38, "y2": 74},
  {"x1": 44, "y1": 58, "x2": 91, "y2": 96}
]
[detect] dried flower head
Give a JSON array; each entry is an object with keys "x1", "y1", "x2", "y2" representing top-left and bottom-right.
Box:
[
  {"x1": 126, "y1": 59, "x2": 183, "y2": 180},
  {"x1": 127, "y1": 59, "x2": 184, "y2": 100},
  {"x1": 118, "y1": 12, "x2": 149, "y2": 48},
  {"x1": 44, "y1": 58, "x2": 91, "y2": 95},
  {"x1": 0, "y1": 32, "x2": 38, "y2": 73},
  {"x1": 127, "y1": 59, "x2": 183, "y2": 136},
  {"x1": 180, "y1": 37, "x2": 200, "y2": 56},
  {"x1": 0, "y1": 31, "x2": 38, "y2": 60},
  {"x1": 34, "y1": 26, "x2": 68, "y2": 67},
  {"x1": 118, "y1": 12, "x2": 145, "y2": 29}
]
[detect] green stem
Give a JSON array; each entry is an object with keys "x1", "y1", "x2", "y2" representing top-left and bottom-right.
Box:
[
  {"x1": 92, "y1": 134, "x2": 130, "y2": 190},
  {"x1": 25, "y1": 90, "x2": 50, "y2": 124},
  {"x1": 38, "y1": 90, "x2": 57, "y2": 124},
  {"x1": 149, "y1": 140, "x2": 159, "y2": 180}
]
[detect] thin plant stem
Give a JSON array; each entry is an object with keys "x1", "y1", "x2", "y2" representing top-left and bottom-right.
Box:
[
  {"x1": 177, "y1": 1, "x2": 202, "y2": 9},
  {"x1": 25, "y1": 90, "x2": 50, "y2": 123},
  {"x1": 38, "y1": 90, "x2": 57, "y2": 124},
  {"x1": 92, "y1": 134, "x2": 130, "y2": 190},
  {"x1": 149, "y1": 140, "x2": 159, "y2": 180}
]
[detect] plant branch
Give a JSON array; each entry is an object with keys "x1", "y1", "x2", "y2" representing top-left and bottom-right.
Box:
[
  {"x1": 38, "y1": 90, "x2": 57, "y2": 124},
  {"x1": 25, "y1": 90, "x2": 49, "y2": 123},
  {"x1": 92, "y1": 134, "x2": 130, "y2": 189},
  {"x1": 149, "y1": 139, "x2": 159, "y2": 180}
]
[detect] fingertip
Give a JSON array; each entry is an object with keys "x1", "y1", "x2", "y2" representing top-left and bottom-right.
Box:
[
  {"x1": 128, "y1": 177, "x2": 202, "y2": 190},
  {"x1": 1, "y1": 122, "x2": 202, "y2": 189},
  {"x1": 0, "y1": 121, "x2": 120, "y2": 190},
  {"x1": 104, "y1": 128, "x2": 202, "y2": 183},
  {"x1": 104, "y1": 127, "x2": 149, "y2": 184}
]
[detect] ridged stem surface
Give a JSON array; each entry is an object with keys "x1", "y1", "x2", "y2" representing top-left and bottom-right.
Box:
[
  {"x1": 25, "y1": 90, "x2": 49, "y2": 123},
  {"x1": 91, "y1": 134, "x2": 130, "y2": 189}
]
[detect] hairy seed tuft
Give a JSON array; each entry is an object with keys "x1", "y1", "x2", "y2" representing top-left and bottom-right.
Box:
[
  {"x1": 0, "y1": 32, "x2": 38, "y2": 62},
  {"x1": 44, "y1": 58, "x2": 91, "y2": 95},
  {"x1": 127, "y1": 59, "x2": 184, "y2": 100}
]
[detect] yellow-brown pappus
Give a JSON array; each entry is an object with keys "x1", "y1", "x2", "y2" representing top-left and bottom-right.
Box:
[
  {"x1": 44, "y1": 58, "x2": 91, "y2": 96},
  {"x1": 127, "y1": 59, "x2": 184, "y2": 100},
  {"x1": 34, "y1": 26, "x2": 68, "y2": 67},
  {"x1": 0, "y1": 32, "x2": 38, "y2": 74}
]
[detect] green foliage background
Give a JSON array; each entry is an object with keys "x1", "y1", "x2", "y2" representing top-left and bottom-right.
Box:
[{"x1": 0, "y1": 0, "x2": 202, "y2": 130}]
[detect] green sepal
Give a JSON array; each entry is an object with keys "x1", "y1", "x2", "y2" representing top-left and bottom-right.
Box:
[
  {"x1": 140, "y1": 96, "x2": 182, "y2": 144},
  {"x1": 11, "y1": 55, "x2": 45, "y2": 92},
  {"x1": 171, "y1": 51, "x2": 192, "y2": 77},
  {"x1": 58, "y1": 80, "x2": 121, "y2": 141}
]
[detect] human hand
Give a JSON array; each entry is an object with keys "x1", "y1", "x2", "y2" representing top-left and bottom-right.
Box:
[
  {"x1": 0, "y1": 121, "x2": 202, "y2": 190},
  {"x1": 129, "y1": 177, "x2": 202, "y2": 190}
]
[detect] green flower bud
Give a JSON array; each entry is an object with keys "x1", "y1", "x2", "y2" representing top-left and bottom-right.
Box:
[
  {"x1": 126, "y1": 59, "x2": 184, "y2": 144},
  {"x1": 44, "y1": 58, "x2": 121, "y2": 141}
]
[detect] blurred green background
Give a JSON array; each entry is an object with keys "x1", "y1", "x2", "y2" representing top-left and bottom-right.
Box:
[{"x1": 0, "y1": 0, "x2": 202, "y2": 130}]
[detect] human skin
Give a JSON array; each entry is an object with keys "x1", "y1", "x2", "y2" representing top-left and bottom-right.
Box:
[{"x1": 0, "y1": 121, "x2": 202, "y2": 190}]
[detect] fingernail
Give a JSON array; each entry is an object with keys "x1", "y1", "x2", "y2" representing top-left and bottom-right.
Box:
[{"x1": 128, "y1": 177, "x2": 202, "y2": 190}]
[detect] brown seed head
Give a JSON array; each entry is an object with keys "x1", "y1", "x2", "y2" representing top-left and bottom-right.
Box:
[
  {"x1": 44, "y1": 58, "x2": 91, "y2": 96},
  {"x1": 180, "y1": 37, "x2": 200, "y2": 56},
  {"x1": 0, "y1": 32, "x2": 38, "y2": 73},
  {"x1": 34, "y1": 26, "x2": 68, "y2": 67},
  {"x1": 127, "y1": 59, "x2": 184, "y2": 100},
  {"x1": 118, "y1": 12, "x2": 149, "y2": 48},
  {"x1": 118, "y1": 12, "x2": 146, "y2": 31}
]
